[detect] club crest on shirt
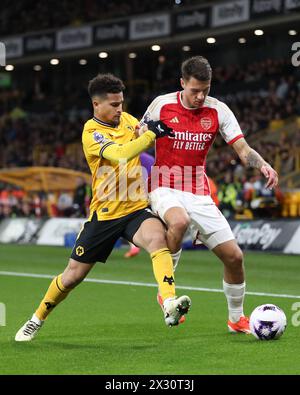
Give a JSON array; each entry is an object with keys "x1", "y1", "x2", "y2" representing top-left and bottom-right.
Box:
[
  {"x1": 93, "y1": 131, "x2": 105, "y2": 143},
  {"x1": 142, "y1": 111, "x2": 151, "y2": 125},
  {"x1": 200, "y1": 117, "x2": 212, "y2": 130}
]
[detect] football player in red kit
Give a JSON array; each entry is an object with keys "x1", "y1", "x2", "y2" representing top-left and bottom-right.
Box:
[{"x1": 141, "y1": 56, "x2": 278, "y2": 333}]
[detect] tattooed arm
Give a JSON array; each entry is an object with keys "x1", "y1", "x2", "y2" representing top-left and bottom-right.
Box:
[{"x1": 232, "y1": 138, "x2": 278, "y2": 189}]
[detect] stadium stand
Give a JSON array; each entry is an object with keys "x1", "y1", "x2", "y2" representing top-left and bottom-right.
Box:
[
  {"x1": 1, "y1": 55, "x2": 300, "y2": 219},
  {"x1": 0, "y1": 0, "x2": 204, "y2": 36},
  {"x1": 1, "y1": 0, "x2": 300, "y2": 220}
]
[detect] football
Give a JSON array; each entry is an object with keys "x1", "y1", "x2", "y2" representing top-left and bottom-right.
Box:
[{"x1": 249, "y1": 304, "x2": 287, "y2": 340}]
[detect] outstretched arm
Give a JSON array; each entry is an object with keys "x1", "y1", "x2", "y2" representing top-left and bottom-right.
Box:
[
  {"x1": 232, "y1": 138, "x2": 278, "y2": 189},
  {"x1": 103, "y1": 121, "x2": 174, "y2": 162},
  {"x1": 103, "y1": 129, "x2": 155, "y2": 162}
]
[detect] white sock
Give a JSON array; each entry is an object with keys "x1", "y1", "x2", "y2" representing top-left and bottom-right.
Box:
[
  {"x1": 171, "y1": 249, "x2": 182, "y2": 272},
  {"x1": 223, "y1": 280, "x2": 245, "y2": 323},
  {"x1": 31, "y1": 313, "x2": 43, "y2": 325}
]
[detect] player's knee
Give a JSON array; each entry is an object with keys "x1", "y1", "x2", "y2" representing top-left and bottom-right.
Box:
[
  {"x1": 146, "y1": 231, "x2": 167, "y2": 250},
  {"x1": 62, "y1": 260, "x2": 89, "y2": 287},
  {"x1": 62, "y1": 271, "x2": 84, "y2": 288},
  {"x1": 169, "y1": 217, "x2": 190, "y2": 236},
  {"x1": 225, "y1": 249, "x2": 244, "y2": 269}
]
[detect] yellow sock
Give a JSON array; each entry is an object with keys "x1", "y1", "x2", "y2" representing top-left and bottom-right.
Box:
[
  {"x1": 35, "y1": 274, "x2": 72, "y2": 321},
  {"x1": 151, "y1": 248, "x2": 176, "y2": 301}
]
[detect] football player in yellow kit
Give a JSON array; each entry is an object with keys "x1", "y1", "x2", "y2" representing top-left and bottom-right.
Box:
[{"x1": 15, "y1": 73, "x2": 191, "y2": 341}]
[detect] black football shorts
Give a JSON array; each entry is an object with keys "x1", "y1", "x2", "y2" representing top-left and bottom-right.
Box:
[{"x1": 70, "y1": 207, "x2": 160, "y2": 263}]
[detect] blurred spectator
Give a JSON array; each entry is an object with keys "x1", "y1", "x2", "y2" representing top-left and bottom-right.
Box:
[
  {"x1": 217, "y1": 172, "x2": 242, "y2": 219},
  {"x1": 56, "y1": 191, "x2": 73, "y2": 217},
  {"x1": 72, "y1": 177, "x2": 88, "y2": 217},
  {"x1": 155, "y1": 55, "x2": 172, "y2": 92},
  {"x1": 247, "y1": 174, "x2": 282, "y2": 218},
  {"x1": 208, "y1": 177, "x2": 219, "y2": 207}
]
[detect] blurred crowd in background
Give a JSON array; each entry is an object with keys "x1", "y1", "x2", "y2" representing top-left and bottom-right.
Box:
[
  {"x1": 0, "y1": 0, "x2": 203, "y2": 36},
  {"x1": 1, "y1": 0, "x2": 300, "y2": 221},
  {"x1": 1, "y1": 55, "x2": 300, "y2": 221},
  {"x1": 1, "y1": 57, "x2": 300, "y2": 169},
  {"x1": 0, "y1": 177, "x2": 91, "y2": 220}
]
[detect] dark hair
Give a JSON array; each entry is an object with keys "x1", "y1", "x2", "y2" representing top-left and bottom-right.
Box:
[
  {"x1": 88, "y1": 73, "x2": 125, "y2": 98},
  {"x1": 181, "y1": 56, "x2": 212, "y2": 81}
]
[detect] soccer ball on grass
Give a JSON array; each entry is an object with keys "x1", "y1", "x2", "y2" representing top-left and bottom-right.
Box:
[{"x1": 249, "y1": 304, "x2": 287, "y2": 340}]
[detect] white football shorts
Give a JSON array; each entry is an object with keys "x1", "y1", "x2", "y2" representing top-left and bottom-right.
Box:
[{"x1": 149, "y1": 187, "x2": 235, "y2": 250}]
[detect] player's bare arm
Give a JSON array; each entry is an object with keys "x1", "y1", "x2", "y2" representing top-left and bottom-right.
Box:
[{"x1": 232, "y1": 138, "x2": 278, "y2": 189}]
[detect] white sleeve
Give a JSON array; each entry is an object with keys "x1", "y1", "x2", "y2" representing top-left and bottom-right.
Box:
[
  {"x1": 217, "y1": 101, "x2": 244, "y2": 145},
  {"x1": 140, "y1": 95, "x2": 163, "y2": 125}
]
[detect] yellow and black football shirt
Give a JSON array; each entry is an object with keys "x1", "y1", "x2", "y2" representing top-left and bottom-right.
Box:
[{"x1": 82, "y1": 112, "x2": 155, "y2": 220}]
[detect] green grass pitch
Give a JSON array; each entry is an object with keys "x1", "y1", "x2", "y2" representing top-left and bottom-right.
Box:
[{"x1": 0, "y1": 244, "x2": 300, "y2": 375}]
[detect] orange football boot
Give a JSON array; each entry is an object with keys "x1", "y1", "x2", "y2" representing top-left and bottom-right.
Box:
[
  {"x1": 228, "y1": 316, "x2": 250, "y2": 334},
  {"x1": 124, "y1": 246, "x2": 140, "y2": 258}
]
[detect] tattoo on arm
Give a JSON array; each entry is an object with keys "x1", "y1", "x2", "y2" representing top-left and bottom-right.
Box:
[{"x1": 245, "y1": 149, "x2": 266, "y2": 169}]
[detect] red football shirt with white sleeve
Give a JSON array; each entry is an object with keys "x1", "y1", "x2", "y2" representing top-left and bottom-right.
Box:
[{"x1": 141, "y1": 91, "x2": 243, "y2": 195}]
